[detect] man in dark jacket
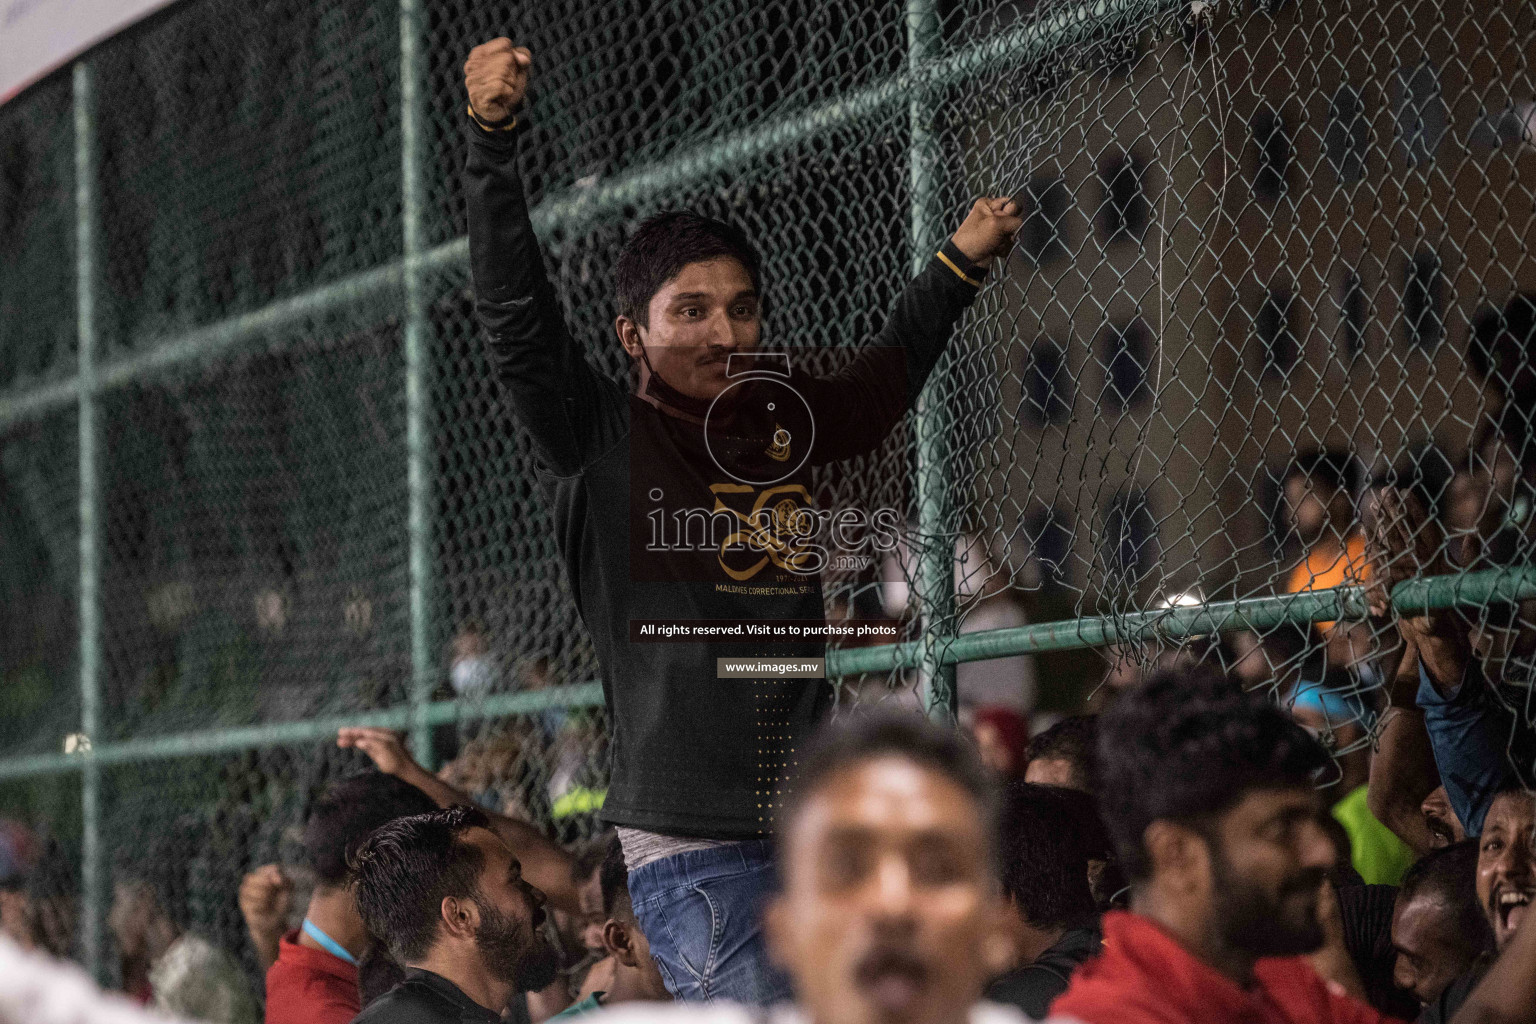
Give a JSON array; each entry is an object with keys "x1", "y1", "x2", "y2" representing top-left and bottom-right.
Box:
[
  {"x1": 350, "y1": 806, "x2": 562, "y2": 1024},
  {"x1": 985, "y1": 784, "x2": 1106, "y2": 1019},
  {"x1": 460, "y1": 37, "x2": 1022, "y2": 1005}
]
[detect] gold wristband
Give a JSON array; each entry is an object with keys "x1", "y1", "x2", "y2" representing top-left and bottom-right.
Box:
[
  {"x1": 935, "y1": 249, "x2": 984, "y2": 288},
  {"x1": 467, "y1": 102, "x2": 519, "y2": 132}
]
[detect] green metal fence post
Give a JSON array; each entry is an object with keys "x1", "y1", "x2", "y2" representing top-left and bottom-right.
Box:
[
  {"x1": 72, "y1": 59, "x2": 105, "y2": 982},
  {"x1": 401, "y1": 0, "x2": 436, "y2": 768},
  {"x1": 907, "y1": 0, "x2": 957, "y2": 723}
]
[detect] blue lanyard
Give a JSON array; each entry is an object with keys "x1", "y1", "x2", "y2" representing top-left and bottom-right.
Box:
[{"x1": 301, "y1": 918, "x2": 359, "y2": 966}]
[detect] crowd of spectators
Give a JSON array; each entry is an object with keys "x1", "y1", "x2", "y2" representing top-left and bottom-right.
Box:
[
  {"x1": 5, "y1": 663, "x2": 1536, "y2": 1024},
  {"x1": 27, "y1": 423, "x2": 1536, "y2": 1023}
]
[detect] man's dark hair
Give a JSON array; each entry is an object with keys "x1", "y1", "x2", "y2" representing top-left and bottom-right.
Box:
[
  {"x1": 597, "y1": 834, "x2": 632, "y2": 921},
  {"x1": 571, "y1": 833, "x2": 611, "y2": 887},
  {"x1": 1284, "y1": 446, "x2": 1353, "y2": 496},
  {"x1": 357, "y1": 941, "x2": 408, "y2": 1008},
  {"x1": 349, "y1": 805, "x2": 494, "y2": 963},
  {"x1": 1026, "y1": 716, "x2": 1099, "y2": 792},
  {"x1": 997, "y1": 783, "x2": 1100, "y2": 930},
  {"x1": 303, "y1": 772, "x2": 439, "y2": 886},
  {"x1": 1397, "y1": 840, "x2": 1494, "y2": 953},
  {"x1": 615, "y1": 211, "x2": 762, "y2": 326},
  {"x1": 1468, "y1": 292, "x2": 1536, "y2": 385},
  {"x1": 1097, "y1": 666, "x2": 1329, "y2": 883},
  {"x1": 1391, "y1": 442, "x2": 1455, "y2": 520},
  {"x1": 779, "y1": 711, "x2": 998, "y2": 865}
]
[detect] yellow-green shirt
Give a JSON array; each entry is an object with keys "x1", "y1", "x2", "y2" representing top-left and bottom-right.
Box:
[{"x1": 1332, "y1": 784, "x2": 1415, "y2": 886}]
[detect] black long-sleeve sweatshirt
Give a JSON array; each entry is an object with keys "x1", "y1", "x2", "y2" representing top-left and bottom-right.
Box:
[{"x1": 463, "y1": 114, "x2": 988, "y2": 838}]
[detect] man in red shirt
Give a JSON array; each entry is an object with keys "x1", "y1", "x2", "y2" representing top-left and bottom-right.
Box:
[
  {"x1": 266, "y1": 928, "x2": 363, "y2": 1024},
  {"x1": 1050, "y1": 667, "x2": 1536, "y2": 1024},
  {"x1": 263, "y1": 772, "x2": 439, "y2": 1024},
  {"x1": 252, "y1": 728, "x2": 592, "y2": 1024}
]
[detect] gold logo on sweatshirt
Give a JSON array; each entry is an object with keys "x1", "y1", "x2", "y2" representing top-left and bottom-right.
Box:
[
  {"x1": 711, "y1": 483, "x2": 819, "y2": 581},
  {"x1": 765, "y1": 426, "x2": 791, "y2": 463}
]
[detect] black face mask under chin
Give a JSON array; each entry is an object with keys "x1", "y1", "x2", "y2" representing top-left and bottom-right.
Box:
[{"x1": 636, "y1": 343, "x2": 715, "y2": 418}]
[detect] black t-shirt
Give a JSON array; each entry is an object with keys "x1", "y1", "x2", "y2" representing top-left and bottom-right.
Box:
[
  {"x1": 1416, "y1": 959, "x2": 1488, "y2": 1024},
  {"x1": 463, "y1": 117, "x2": 986, "y2": 838},
  {"x1": 1336, "y1": 883, "x2": 1420, "y2": 1020},
  {"x1": 986, "y1": 924, "x2": 1103, "y2": 1020},
  {"x1": 353, "y1": 969, "x2": 502, "y2": 1024}
]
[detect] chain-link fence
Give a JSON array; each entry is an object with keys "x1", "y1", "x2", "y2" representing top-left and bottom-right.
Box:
[{"x1": 4, "y1": 0, "x2": 1536, "y2": 1002}]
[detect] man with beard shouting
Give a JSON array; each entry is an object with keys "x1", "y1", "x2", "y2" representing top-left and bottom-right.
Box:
[
  {"x1": 350, "y1": 806, "x2": 563, "y2": 1024},
  {"x1": 1050, "y1": 667, "x2": 1536, "y2": 1024}
]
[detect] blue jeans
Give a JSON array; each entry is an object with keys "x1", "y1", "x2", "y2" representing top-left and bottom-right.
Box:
[{"x1": 626, "y1": 839, "x2": 794, "y2": 1005}]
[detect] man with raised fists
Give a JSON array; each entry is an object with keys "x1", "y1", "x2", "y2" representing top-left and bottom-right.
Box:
[{"x1": 461, "y1": 36, "x2": 1022, "y2": 1006}]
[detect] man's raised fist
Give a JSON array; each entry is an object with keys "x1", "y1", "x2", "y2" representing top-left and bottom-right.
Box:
[
  {"x1": 464, "y1": 38, "x2": 532, "y2": 123},
  {"x1": 950, "y1": 196, "x2": 1025, "y2": 266}
]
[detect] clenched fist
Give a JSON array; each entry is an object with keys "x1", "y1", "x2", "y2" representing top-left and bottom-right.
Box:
[
  {"x1": 949, "y1": 197, "x2": 1025, "y2": 265},
  {"x1": 238, "y1": 863, "x2": 293, "y2": 971},
  {"x1": 337, "y1": 726, "x2": 414, "y2": 777},
  {"x1": 464, "y1": 38, "x2": 532, "y2": 123}
]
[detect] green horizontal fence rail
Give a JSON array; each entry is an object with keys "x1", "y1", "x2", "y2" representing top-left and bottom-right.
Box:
[
  {"x1": 827, "y1": 566, "x2": 1536, "y2": 677},
  {"x1": 4, "y1": 566, "x2": 1526, "y2": 784},
  {"x1": 0, "y1": 570, "x2": 1525, "y2": 784},
  {"x1": 0, "y1": 684, "x2": 605, "y2": 783}
]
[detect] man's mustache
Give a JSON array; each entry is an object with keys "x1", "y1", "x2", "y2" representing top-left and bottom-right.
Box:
[
  {"x1": 853, "y1": 945, "x2": 929, "y2": 986},
  {"x1": 1287, "y1": 867, "x2": 1328, "y2": 899}
]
